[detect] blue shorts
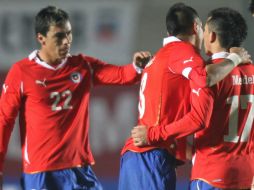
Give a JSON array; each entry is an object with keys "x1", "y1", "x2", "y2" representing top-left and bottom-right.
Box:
[
  {"x1": 189, "y1": 180, "x2": 220, "y2": 190},
  {"x1": 118, "y1": 149, "x2": 176, "y2": 190},
  {"x1": 21, "y1": 166, "x2": 103, "y2": 190}
]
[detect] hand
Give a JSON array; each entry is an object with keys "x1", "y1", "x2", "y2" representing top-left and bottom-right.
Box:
[
  {"x1": 133, "y1": 51, "x2": 152, "y2": 69},
  {"x1": 131, "y1": 125, "x2": 149, "y2": 146},
  {"x1": 229, "y1": 47, "x2": 252, "y2": 64}
]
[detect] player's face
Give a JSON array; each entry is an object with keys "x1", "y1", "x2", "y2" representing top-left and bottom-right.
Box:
[
  {"x1": 194, "y1": 18, "x2": 204, "y2": 51},
  {"x1": 39, "y1": 21, "x2": 72, "y2": 62},
  {"x1": 203, "y1": 23, "x2": 212, "y2": 56}
]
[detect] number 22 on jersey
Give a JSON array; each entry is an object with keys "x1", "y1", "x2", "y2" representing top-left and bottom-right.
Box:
[{"x1": 50, "y1": 90, "x2": 73, "y2": 111}]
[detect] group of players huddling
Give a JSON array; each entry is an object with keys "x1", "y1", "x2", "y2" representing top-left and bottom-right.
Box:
[{"x1": 0, "y1": 1, "x2": 254, "y2": 190}]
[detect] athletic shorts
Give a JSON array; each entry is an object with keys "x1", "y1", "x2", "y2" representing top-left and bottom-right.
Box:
[
  {"x1": 118, "y1": 149, "x2": 176, "y2": 190},
  {"x1": 21, "y1": 165, "x2": 103, "y2": 190},
  {"x1": 190, "y1": 179, "x2": 221, "y2": 190}
]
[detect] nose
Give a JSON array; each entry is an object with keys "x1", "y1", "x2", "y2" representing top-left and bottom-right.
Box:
[{"x1": 63, "y1": 33, "x2": 72, "y2": 45}]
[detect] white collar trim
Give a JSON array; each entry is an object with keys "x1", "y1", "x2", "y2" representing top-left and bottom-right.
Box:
[
  {"x1": 211, "y1": 52, "x2": 229, "y2": 60},
  {"x1": 28, "y1": 50, "x2": 68, "y2": 70},
  {"x1": 163, "y1": 36, "x2": 181, "y2": 46}
]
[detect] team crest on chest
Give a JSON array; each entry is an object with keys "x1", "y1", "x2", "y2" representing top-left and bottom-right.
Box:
[{"x1": 70, "y1": 72, "x2": 81, "y2": 83}]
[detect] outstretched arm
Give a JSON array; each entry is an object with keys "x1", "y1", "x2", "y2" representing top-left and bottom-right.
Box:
[{"x1": 85, "y1": 51, "x2": 151, "y2": 85}]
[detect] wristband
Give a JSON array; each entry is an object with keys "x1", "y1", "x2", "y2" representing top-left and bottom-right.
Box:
[
  {"x1": 132, "y1": 62, "x2": 143, "y2": 74},
  {"x1": 226, "y1": 53, "x2": 242, "y2": 66}
]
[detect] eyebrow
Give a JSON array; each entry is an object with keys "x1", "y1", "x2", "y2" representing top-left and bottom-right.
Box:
[{"x1": 54, "y1": 30, "x2": 72, "y2": 38}]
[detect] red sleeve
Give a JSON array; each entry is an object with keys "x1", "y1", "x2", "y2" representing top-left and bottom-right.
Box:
[
  {"x1": 168, "y1": 44, "x2": 208, "y2": 87},
  {"x1": 0, "y1": 64, "x2": 22, "y2": 171},
  {"x1": 83, "y1": 55, "x2": 141, "y2": 86},
  {"x1": 147, "y1": 81, "x2": 215, "y2": 144},
  {"x1": 188, "y1": 67, "x2": 207, "y2": 88}
]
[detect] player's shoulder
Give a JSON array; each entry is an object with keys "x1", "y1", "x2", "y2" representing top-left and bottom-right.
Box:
[
  {"x1": 11, "y1": 57, "x2": 31, "y2": 71},
  {"x1": 163, "y1": 41, "x2": 198, "y2": 55},
  {"x1": 179, "y1": 41, "x2": 199, "y2": 55},
  {"x1": 239, "y1": 62, "x2": 254, "y2": 69},
  {"x1": 69, "y1": 53, "x2": 99, "y2": 64},
  {"x1": 167, "y1": 40, "x2": 195, "y2": 49}
]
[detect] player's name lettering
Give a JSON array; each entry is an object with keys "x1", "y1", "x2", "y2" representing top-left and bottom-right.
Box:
[{"x1": 232, "y1": 75, "x2": 254, "y2": 85}]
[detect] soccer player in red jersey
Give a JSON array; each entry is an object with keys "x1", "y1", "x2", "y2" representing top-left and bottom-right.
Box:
[
  {"x1": 132, "y1": 7, "x2": 253, "y2": 190},
  {"x1": 119, "y1": 3, "x2": 251, "y2": 190},
  {"x1": 0, "y1": 6, "x2": 152, "y2": 190}
]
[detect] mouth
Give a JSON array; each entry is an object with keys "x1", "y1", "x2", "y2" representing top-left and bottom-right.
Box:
[{"x1": 60, "y1": 48, "x2": 70, "y2": 57}]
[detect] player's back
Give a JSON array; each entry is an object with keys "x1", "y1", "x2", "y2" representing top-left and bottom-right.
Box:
[
  {"x1": 192, "y1": 53, "x2": 254, "y2": 188},
  {"x1": 139, "y1": 43, "x2": 191, "y2": 128},
  {"x1": 122, "y1": 38, "x2": 205, "y2": 161}
]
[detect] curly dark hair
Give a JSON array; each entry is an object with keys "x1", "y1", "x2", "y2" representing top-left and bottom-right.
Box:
[
  {"x1": 166, "y1": 3, "x2": 199, "y2": 36},
  {"x1": 207, "y1": 8, "x2": 247, "y2": 49}
]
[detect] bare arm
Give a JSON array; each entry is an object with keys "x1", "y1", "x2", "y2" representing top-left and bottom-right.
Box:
[
  {"x1": 205, "y1": 47, "x2": 252, "y2": 87},
  {"x1": 189, "y1": 47, "x2": 252, "y2": 87}
]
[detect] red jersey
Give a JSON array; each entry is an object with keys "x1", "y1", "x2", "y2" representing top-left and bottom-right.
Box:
[
  {"x1": 191, "y1": 52, "x2": 254, "y2": 189},
  {"x1": 121, "y1": 36, "x2": 206, "y2": 162},
  {"x1": 0, "y1": 50, "x2": 140, "y2": 173},
  {"x1": 146, "y1": 52, "x2": 254, "y2": 188}
]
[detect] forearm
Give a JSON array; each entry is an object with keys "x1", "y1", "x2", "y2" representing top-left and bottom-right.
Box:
[
  {"x1": 93, "y1": 63, "x2": 141, "y2": 85},
  {"x1": 0, "y1": 117, "x2": 15, "y2": 171},
  {"x1": 190, "y1": 53, "x2": 243, "y2": 87},
  {"x1": 206, "y1": 59, "x2": 236, "y2": 87},
  {"x1": 147, "y1": 112, "x2": 203, "y2": 144},
  {"x1": 148, "y1": 86, "x2": 215, "y2": 144}
]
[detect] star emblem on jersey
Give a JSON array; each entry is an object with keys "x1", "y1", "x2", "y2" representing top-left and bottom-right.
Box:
[
  {"x1": 35, "y1": 78, "x2": 47, "y2": 87},
  {"x1": 70, "y1": 72, "x2": 81, "y2": 83}
]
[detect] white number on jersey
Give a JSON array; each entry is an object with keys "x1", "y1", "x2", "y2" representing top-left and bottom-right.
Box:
[
  {"x1": 50, "y1": 90, "x2": 73, "y2": 111},
  {"x1": 224, "y1": 95, "x2": 253, "y2": 142},
  {"x1": 138, "y1": 73, "x2": 148, "y2": 119}
]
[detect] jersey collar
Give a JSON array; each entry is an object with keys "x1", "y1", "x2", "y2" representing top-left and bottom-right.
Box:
[
  {"x1": 211, "y1": 52, "x2": 229, "y2": 60},
  {"x1": 28, "y1": 50, "x2": 69, "y2": 70},
  {"x1": 163, "y1": 36, "x2": 181, "y2": 46}
]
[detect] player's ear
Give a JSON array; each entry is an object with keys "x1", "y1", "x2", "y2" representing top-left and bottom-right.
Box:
[
  {"x1": 193, "y1": 21, "x2": 202, "y2": 35},
  {"x1": 37, "y1": 33, "x2": 46, "y2": 45},
  {"x1": 193, "y1": 21, "x2": 198, "y2": 34},
  {"x1": 210, "y1": 31, "x2": 216, "y2": 43}
]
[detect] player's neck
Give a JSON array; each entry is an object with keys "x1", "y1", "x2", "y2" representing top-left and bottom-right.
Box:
[
  {"x1": 176, "y1": 34, "x2": 192, "y2": 43},
  {"x1": 37, "y1": 50, "x2": 61, "y2": 66},
  {"x1": 210, "y1": 44, "x2": 227, "y2": 55},
  {"x1": 177, "y1": 34, "x2": 197, "y2": 49}
]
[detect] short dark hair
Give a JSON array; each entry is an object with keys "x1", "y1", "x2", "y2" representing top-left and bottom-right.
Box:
[
  {"x1": 250, "y1": 0, "x2": 254, "y2": 14},
  {"x1": 35, "y1": 6, "x2": 69, "y2": 36},
  {"x1": 166, "y1": 3, "x2": 199, "y2": 36},
  {"x1": 207, "y1": 8, "x2": 247, "y2": 49}
]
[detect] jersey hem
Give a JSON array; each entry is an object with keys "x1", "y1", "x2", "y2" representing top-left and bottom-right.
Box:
[
  {"x1": 191, "y1": 177, "x2": 252, "y2": 189},
  {"x1": 24, "y1": 161, "x2": 95, "y2": 174}
]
